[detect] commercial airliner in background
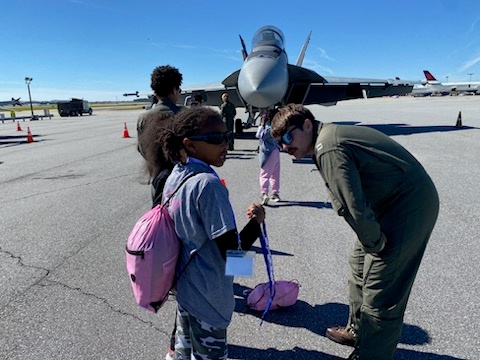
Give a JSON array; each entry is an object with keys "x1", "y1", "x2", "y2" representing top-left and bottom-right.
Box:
[
  {"x1": 0, "y1": 97, "x2": 22, "y2": 107},
  {"x1": 411, "y1": 85, "x2": 434, "y2": 97},
  {"x1": 422, "y1": 70, "x2": 480, "y2": 95},
  {"x1": 179, "y1": 25, "x2": 415, "y2": 123}
]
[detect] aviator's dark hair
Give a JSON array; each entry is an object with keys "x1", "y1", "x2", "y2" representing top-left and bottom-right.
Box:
[
  {"x1": 270, "y1": 103, "x2": 315, "y2": 138},
  {"x1": 159, "y1": 107, "x2": 223, "y2": 163},
  {"x1": 150, "y1": 65, "x2": 183, "y2": 98}
]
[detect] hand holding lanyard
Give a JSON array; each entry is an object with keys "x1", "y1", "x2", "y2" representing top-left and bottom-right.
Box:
[
  {"x1": 225, "y1": 203, "x2": 265, "y2": 276},
  {"x1": 225, "y1": 216, "x2": 256, "y2": 277}
]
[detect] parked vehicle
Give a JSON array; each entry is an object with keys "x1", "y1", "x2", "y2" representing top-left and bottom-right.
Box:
[{"x1": 57, "y1": 98, "x2": 93, "y2": 117}]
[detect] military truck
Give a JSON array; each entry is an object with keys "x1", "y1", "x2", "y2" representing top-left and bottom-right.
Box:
[{"x1": 57, "y1": 98, "x2": 93, "y2": 117}]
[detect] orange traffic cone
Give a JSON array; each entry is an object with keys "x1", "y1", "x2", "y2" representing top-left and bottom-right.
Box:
[
  {"x1": 123, "y1": 122, "x2": 130, "y2": 138},
  {"x1": 16, "y1": 121, "x2": 22, "y2": 131},
  {"x1": 455, "y1": 111, "x2": 462, "y2": 128},
  {"x1": 26, "y1": 127, "x2": 34, "y2": 143}
]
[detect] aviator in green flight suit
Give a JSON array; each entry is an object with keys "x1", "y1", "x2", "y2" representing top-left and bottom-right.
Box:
[{"x1": 314, "y1": 122, "x2": 439, "y2": 360}]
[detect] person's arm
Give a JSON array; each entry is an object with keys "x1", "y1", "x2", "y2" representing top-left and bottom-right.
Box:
[
  {"x1": 317, "y1": 148, "x2": 386, "y2": 253},
  {"x1": 151, "y1": 169, "x2": 172, "y2": 207},
  {"x1": 214, "y1": 219, "x2": 261, "y2": 260},
  {"x1": 255, "y1": 125, "x2": 264, "y2": 139},
  {"x1": 137, "y1": 113, "x2": 147, "y2": 156},
  {"x1": 214, "y1": 203, "x2": 265, "y2": 260},
  {"x1": 239, "y1": 218, "x2": 262, "y2": 249}
]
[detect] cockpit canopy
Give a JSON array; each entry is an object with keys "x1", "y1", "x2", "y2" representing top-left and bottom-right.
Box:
[{"x1": 251, "y1": 25, "x2": 285, "y2": 51}]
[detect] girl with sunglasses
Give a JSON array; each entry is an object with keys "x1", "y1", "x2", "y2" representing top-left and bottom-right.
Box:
[{"x1": 155, "y1": 107, "x2": 265, "y2": 360}]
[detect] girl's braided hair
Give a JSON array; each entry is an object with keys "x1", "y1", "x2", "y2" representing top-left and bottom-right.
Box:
[{"x1": 160, "y1": 107, "x2": 223, "y2": 163}]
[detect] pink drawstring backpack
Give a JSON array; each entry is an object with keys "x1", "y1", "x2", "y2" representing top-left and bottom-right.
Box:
[{"x1": 125, "y1": 174, "x2": 198, "y2": 313}]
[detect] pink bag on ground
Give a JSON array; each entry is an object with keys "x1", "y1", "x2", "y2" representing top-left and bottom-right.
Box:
[{"x1": 247, "y1": 280, "x2": 300, "y2": 311}]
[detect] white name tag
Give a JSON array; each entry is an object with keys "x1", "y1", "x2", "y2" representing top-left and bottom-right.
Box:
[{"x1": 225, "y1": 250, "x2": 255, "y2": 277}]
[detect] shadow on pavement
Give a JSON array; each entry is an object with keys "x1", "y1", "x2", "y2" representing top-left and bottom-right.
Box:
[
  {"x1": 248, "y1": 245, "x2": 294, "y2": 257},
  {"x1": 228, "y1": 344, "x2": 344, "y2": 360},
  {"x1": 232, "y1": 290, "x2": 461, "y2": 359},
  {"x1": 334, "y1": 121, "x2": 478, "y2": 136},
  {"x1": 266, "y1": 200, "x2": 332, "y2": 209},
  {"x1": 229, "y1": 344, "x2": 465, "y2": 360},
  {"x1": 0, "y1": 134, "x2": 44, "y2": 146}
]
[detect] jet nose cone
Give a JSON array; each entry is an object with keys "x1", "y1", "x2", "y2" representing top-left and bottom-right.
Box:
[{"x1": 238, "y1": 55, "x2": 288, "y2": 108}]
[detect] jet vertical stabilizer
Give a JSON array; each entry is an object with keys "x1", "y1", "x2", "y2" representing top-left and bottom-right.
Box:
[
  {"x1": 295, "y1": 31, "x2": 311, "y2": 67},
  {"x1": 239, "y1": 35, "x2": 248, "y2": 61}
]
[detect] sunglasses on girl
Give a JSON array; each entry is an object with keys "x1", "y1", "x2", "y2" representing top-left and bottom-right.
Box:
[
  {"x1": 188, "y1": 131, "x2": 232, "y2": 145},
  {"x1": 278, "y1": 125, "x2": 302, "y2": 146}
]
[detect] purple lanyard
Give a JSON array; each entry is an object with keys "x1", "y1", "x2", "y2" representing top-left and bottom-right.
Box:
[{"x1": 258, "y1": 221, "x2": 275, "y2": 324}]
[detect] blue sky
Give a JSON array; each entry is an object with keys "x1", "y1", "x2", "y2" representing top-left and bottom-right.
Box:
[{"x1": 2, "y1": 0, "x2": 480, "y2": 102}]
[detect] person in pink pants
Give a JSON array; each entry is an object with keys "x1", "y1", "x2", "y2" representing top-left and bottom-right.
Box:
[{"x1": 256, "y1": 109, "x2": 281, "y2": 205}]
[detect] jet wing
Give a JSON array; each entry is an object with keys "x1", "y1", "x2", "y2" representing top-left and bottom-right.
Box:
[
  {"x1": 179, "y1": 77, "x2": 246, "y2": 108},
  {"x1": 285, "y1": 67, "x2": 415, "y2": 106},
  {"x1": 179, "y1": 67, "x2": 414, "y2": 110}
]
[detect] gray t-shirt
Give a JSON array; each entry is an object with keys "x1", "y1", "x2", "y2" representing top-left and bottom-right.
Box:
[{"x1": 162, "y1": 158, "x2": 236, "y2": 328}]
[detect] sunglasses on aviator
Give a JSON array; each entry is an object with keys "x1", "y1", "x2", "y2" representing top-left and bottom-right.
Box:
[
  {"x1": 278, "y1": 125, "x2": 302, "y2": 146},
  {"x1": 188, "y1": 131, "x2": 232, "y2": 145}
]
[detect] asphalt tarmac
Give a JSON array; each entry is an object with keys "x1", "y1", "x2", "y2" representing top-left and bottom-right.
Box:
[{"x1": 1, "y1": 96, "x2": 479, "y2": 359}]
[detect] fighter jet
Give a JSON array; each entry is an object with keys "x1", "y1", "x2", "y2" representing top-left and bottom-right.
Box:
[
  {"x1": 0, "y1": 97, "x2": 22, "y2": 106},
  {"x1": 123, "y1": 91, "x2": 139, "y2": 97},
  {"x1": 179, "y1": 25, "x2": 414, "y2": 120}
]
